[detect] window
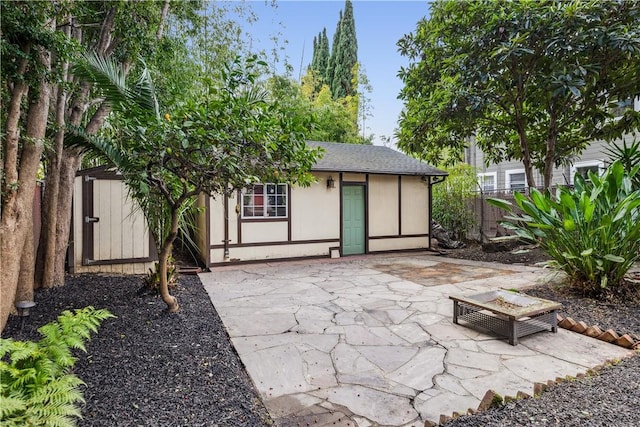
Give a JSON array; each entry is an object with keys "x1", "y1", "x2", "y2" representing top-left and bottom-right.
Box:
[
  {"x1": 505, "y1": 170, "x2": 527, "y2": 191},
  {"x1": 242, "y1": 184, "x2": 288, "y2": 218},
  {"x1": 610, "y1": 97, "x2": 634, "y2": 118},
  {"x1": 570, "y1": 161, "x2": 603, "y2": 184},
  {"x1": 477, "y1": 172, "x2": 497, "y2": 192}
]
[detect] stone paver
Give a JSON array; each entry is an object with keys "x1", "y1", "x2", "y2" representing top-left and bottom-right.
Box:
[{"x1": 200, "y1": 254, "x2": 633, "y2": 426}]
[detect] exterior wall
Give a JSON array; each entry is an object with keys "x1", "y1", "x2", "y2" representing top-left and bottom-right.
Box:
[
  {"x1": 207, "y1": 171, "x2": 432, "y2": 265},
  {"x1": 208, "y1": 172, "x2": 341, "y2": 263},
  {"x1": 194, "y1": 193, "x2": 209, "y2": 265},
  {"x1": 369, "y1": 175, "x2": 399, "y2": 237},
  {"x1": 466, "y1": 98, "x2": 640, "y2": 190},
  {"x1": 400, "y1": 176, "x2": 429, "y2": 235},
  {"x1": 291, "y1": 173, "x2": 340, "y2": 241},
  {"x1": 72, "y1": 172, "x2": 155, "y2": 274}
]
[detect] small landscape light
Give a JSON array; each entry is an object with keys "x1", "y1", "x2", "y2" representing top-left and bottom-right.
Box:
[{"x1": 15, "y1": 300, "x2": 36, "y2": 332}]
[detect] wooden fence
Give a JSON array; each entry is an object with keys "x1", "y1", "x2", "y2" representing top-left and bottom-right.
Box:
[{"x1": 465, "y1": 186, "x2": 568, "y2": 242}]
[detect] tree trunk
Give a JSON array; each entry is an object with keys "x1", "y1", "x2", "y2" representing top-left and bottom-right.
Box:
[
  {"x1": 516, "y1": 126, "x2": 537, "y2": 189},
  {"x1": 36, "y1": 49, "x2": 70, "y2": 288},
  {"x1": 158, "y1": 206, "x2": 180, "y2": 312},
  {"x1": 51, "y1": 152, "x2": 83, "y2": 286},
  {"x1": 37, "y1": 7, "x2": 116, "y2": 288},
  {"x1": 543, "y1": 110, "x2": 558, "y2": 189},
  {"x1": 0, "y1": 46, "x2": 52, "y2": 331},
  {"x1": 17, "y1": 210, "x2": 36, "y2": 303}
]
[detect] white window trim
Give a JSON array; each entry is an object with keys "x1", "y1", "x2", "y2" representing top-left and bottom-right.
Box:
[
  {"x1": 505, "y1": 169, "x2": 528, "y2": 191},
  {"x1": 570, "y1": 160, "x2": 604, "y2": 185},
  {"x1": 477, "y1": 172, "x2": 497, "y2": 192},
  {"x1": 241, "y1": 183, "x2": 288, "y2": 219}
]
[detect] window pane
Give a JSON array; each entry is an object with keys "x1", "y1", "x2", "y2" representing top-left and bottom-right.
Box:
[
  {"x1": 241, "y1": 183, "x2": 287, "y2": 218},
  {"x1": 577, "y1": 166, "x2": 599, "y2": 178}
]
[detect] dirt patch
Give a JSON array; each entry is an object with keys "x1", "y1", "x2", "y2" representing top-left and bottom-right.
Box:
[{"x1": 440, "y1": 241, "x2": 551, "y2": 266}]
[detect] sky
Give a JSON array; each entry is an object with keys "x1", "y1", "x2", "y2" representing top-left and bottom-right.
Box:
[{"x1": 235, "y1": 1, "x2": 431, "y2": 146}]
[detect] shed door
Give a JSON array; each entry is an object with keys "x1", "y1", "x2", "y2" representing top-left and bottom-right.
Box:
[
  {"x1": 82, "y1": 175, "x2": 155, "y2": 265},
  {"x1": 342, "y1": 185, "x2": 365, "y2": 255}
]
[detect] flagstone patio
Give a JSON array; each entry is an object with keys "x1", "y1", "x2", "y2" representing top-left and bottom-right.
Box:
[{"x1": 200, "y1": 254, "x2": 632, "y2": 426}]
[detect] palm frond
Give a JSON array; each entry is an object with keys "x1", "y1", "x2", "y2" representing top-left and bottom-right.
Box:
[
  {"x1": 64, "y1": 126, "x2": 137, "y2": 173},
  {"x1": 72, "y1": 52, "x2": 129, "y2": 109},
  {"x1": 72, "y1": 52, "x2": 159, "y2": 117}
]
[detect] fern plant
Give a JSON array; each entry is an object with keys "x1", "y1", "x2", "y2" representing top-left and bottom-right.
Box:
[{"x1": 0, "y1": 306, "x2": 114, "y2": 426}]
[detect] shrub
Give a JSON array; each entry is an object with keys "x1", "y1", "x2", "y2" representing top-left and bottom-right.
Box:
[
  {"x1": 488, "y1": 161, "x2": 640, "y2": 296},
  {"x1": 0, "y1": 307, "x2": 114, "y2": 426},
  {"x1": 432, "y1": 163, "x2": 477, "y2": 240},
  {"x1": 604, "y1": 139, "x2": 640, "y2": 190}
]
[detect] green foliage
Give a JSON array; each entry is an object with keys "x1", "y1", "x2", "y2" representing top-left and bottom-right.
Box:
[
  {"x1": 432, "y1": 163, "x2": 477, "y2": 240},
  {"x1": 277, "y1": 72, "x2": 367, "y2": 144},
  {"x1": 329, "y1": 0, "x2": 358, "y2": 99},
  {"x1": 0, "y1": 307, "x2": 114, "y2": 426},
  {"x1": 488, "y1": 161, "x2": 640, "y2": 296},
  {"x1": 310, "y1": 28, "x2": 330, "y2": 87},
  {"x1": 143, "y1": 257, "x2": 178, "y2": 292},
  {"x1": 604, "y1": 139, "x2": 640, "y2": 190},
  {"x1": 398, "y1": 0, "x2": 640, "y2": 188}
]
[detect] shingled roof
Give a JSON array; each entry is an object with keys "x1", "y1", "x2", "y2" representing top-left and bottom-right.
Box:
[{"x1": 307, "y1": 141, "x2": 447, "y2": 177}]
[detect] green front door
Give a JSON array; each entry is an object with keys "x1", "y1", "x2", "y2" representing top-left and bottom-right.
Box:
[{"x1": 342, "y1": 185, "x2": 365, "y2": 255}]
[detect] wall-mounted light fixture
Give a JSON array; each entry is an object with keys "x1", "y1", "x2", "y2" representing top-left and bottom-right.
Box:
[{"x1": 327, "y1": 176, "x2": 335, "y2": 189}]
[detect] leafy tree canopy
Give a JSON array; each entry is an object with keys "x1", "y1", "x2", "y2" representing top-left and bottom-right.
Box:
[{"x1": 398, "y1": 0, "x2": 640, "y2": 188}]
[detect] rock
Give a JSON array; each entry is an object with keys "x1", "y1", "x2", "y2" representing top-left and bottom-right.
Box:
[
  {"x1": 432, "y1": 221, "x2": 466, "y2": 249},
  {"x1": 516, "y1": 391, "x2": 531, "y2": 399},
  {"x1": 423, "y1": 420, "x2": 437, "y2": 427}
]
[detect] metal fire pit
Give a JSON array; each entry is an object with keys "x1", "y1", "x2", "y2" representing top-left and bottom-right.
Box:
[{"x1": 449, "y1": 290, "x2": 561, "y2": 345}]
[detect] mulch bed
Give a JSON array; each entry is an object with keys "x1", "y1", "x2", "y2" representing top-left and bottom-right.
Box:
[{"x1": 1, "y1": 275, "x2": 272, "y2": 427}]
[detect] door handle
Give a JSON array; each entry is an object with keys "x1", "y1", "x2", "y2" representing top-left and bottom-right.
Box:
[{"x1": 84, "y1": 216, "x2": 100, "y2": 223}]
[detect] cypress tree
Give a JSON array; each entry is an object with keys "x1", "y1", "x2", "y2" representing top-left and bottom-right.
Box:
[
  {"x1": 316, "y1": 28, "x2": 330, "y2": 81},
  {"x1": 310, "y1": 34, "x2": 319, "y2": 72},
  {"x1": 326, "y1": 10, "x2": 343, "y2": 92},
  {"x1": 331, "y1": 0, "x2": 358, "y2": 99}
]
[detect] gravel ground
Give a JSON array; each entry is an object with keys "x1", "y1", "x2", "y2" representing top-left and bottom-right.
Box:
[
  {"x1": 1, "y1": 274, "x2": 272, "y2": 427},
  {"x1": 3, "y1": 256, "x2": 639, "y2": 427}
]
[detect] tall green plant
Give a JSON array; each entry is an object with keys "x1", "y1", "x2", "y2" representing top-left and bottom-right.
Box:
[
  {"x1": 432, "y1": 163, "x2": 477, "y2": 240},
  {"x1": 604, "y1": 139, "x2": 640, "y2": 190},
  {"x1": 0, "y1": 307, "x2": 114, "y2": 426},
  {"x1": 488, "y1": 161, "x2": 640, "y2": 296}
]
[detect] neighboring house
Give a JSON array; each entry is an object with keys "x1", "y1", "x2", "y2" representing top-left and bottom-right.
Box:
[
  {"x1": 467, "y1": 98, "x2": 640, "y2": 192},
  {"x1": 196, "y1": 141, "x2": 447, "y2": 266},
  {"x1": 71, "y1": 141, "x2": 447, "y2": 272}
]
